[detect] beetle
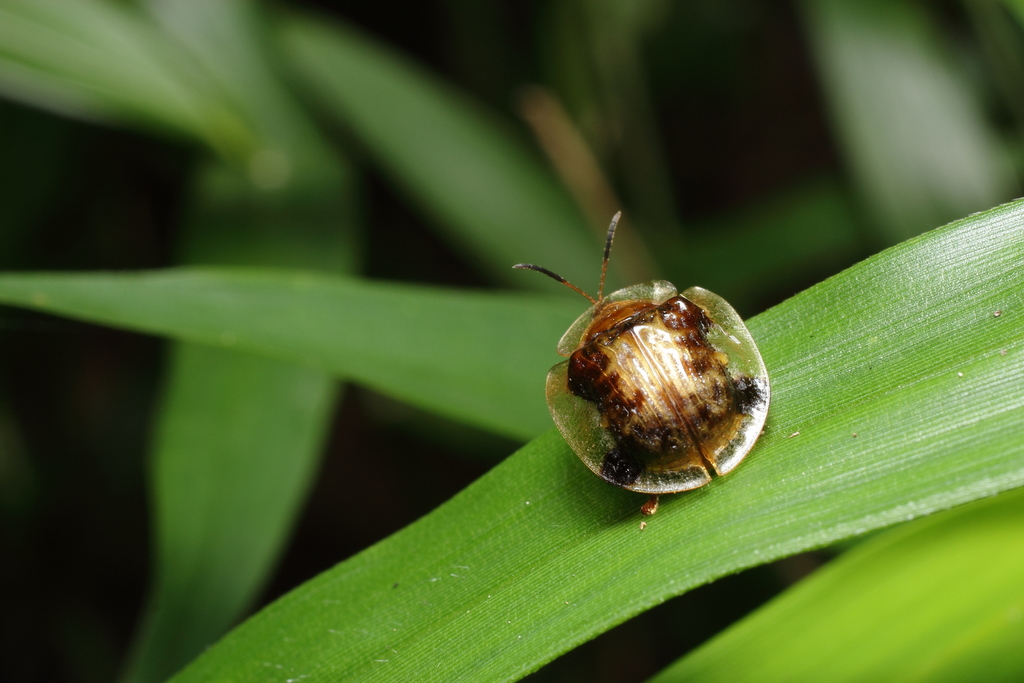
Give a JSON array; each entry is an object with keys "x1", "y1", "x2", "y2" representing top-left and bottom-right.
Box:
[{"x1": 515, "y1": 212, "x2": 770, "y2": 515}]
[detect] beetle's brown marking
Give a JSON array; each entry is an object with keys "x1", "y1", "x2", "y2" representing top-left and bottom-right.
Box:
[
  {"x1": 587, "y1": 301, "x2": 659, "y2": 341},
  {"x1": 566, "y1": 294, "x2": 747, "y2": 481},
  {"x1": 603, "y1": 390, "x2": 636, "y2": 432},
  {"x1": 661, "y1": 309, "x2": 686, "y2": 331},
  {"x1": 662, "y1": 299, "x2": 709, "y2": 332},
  {"x1": 689, "y1": 353, "x2": 712, "y2": 375},
  {"x1": 567, "y1": 348, "x2": 611, "y2": 402},
  {"x1": 691, "y1": 402, "x2": 713, "y2": 430}
]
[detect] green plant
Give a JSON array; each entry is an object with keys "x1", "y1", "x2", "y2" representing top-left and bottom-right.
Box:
[{"x1": 0, "y1": 1, "x2": 1022, "y2": 681}]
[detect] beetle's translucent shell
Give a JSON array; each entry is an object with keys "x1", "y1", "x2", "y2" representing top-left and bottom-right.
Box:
[{"x1": 546, "y1": 280, "x2": 770, "y2": 494}]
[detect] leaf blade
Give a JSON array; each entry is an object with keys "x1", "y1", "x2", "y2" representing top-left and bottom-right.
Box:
[
  {"x1": 801, "y1": 0, "x2": 1016, "y2": 242},
  {"x1": 123, "y1": 346, "x2": 337, "y2": 683},
  {"x1": 0, "y1": 0, "x2": 252, "y2": 156},
  {"x1": 0, "y1": 271, "x2": 578, "y2": 439},
  {"x1": 649, "y1": 489, "x2": 1024, "y2": 683},
  {"x1": 0, "y1": 201, "x2": 1021, "y2": 681},
  {"x1": 278, "y1": 12, "x2": 602, "y2": 289},
  {"x1": 84, "y1": 199, "x2": 1024, "y2": 681},
  {"x1": 117, "y1": 3, "x2": 361, "y2": 677}
]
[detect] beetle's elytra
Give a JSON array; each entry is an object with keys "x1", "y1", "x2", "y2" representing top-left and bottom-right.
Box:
[{"x1": 515, "y1": 213, "x2": 770, "y2": 515}]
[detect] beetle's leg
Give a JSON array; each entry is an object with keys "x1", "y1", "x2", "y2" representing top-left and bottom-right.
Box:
[{"x1": 640, "y1": 494, "x2": 660, "y2": 516}]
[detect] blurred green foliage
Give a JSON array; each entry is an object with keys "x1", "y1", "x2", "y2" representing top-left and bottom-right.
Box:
[{"x1": 0, "y1": 1, "x2": 1022, "y2": 682}]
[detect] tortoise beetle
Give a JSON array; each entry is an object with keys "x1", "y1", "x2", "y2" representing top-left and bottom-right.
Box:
[{"x1": 515, "y1": 213, "x2": 770, "y2": 515}]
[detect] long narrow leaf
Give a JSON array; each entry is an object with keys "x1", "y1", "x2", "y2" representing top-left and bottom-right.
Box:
[
  {"x1": 0, "y1": 271, "x2": 578, "y2": 439},
  {"x1": 650, "y1": 488, "x2": 1024, "y2": 682},
  {"x1": 143, "y1": 0, "x2": 350, "y2": 195},
  {"x1": 0, "y1": 0, "x2": 252, "y2": 156},
  {"x1": 1, "y1": 198, "x2": 1021, "y2": 680},
  {"x1": 122, "y1": 346, "x2": 337, "y2": 683},
  {"x1": 279, "y1": 13, "x2": 603, "y2": 290},
  {"x1": 801, "y1": 0, "x2": 1016, "y2": 241},
  {"x1": 159, "y1": 200, "x2": 1024, "y2": 681},
  {"x1": 118, "y1": 4, "x2": 361, "y2": 679}
]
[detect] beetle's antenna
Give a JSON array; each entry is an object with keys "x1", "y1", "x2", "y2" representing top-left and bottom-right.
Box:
[
  {"x1": 597, "y1": 211, "x2": 621, "y2": 301},
  {"x1": 513, "y1": 263, "x2": 597, "y2": 304}
]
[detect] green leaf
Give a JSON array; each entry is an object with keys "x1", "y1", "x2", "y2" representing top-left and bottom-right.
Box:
[
  {"x1": 143, "y1": 0, "x2": 353, "y2": 196},
  {"x1": 802, "y1": 0, "x2": 1016, "y2": 242},
  {"x1": 163, "y1": 199, "x2": 1023, "y2": 681},
  {"x1": 0, "y1": 271, "x2": 578, "y2": 439},
  {"x1": 278, "y1": 13, "x2": 603, "y2": 290},
  {"x1": 113, "y1": 5, "x2": 362, "y2": 679},
  {"x1": 650, "y1": 488, "x2": 1024, "y2": 682},
  {"x1": 0, "y1": 0, "x2": 253, "y2": 157},
  {"x1": 1, "y1": 197, "x2": 1019, "y2": 678},
  {"x1": 121, "y1": 346, "x2": 337, "y2": 683}
]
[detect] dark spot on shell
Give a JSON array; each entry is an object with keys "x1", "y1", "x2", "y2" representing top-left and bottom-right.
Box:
[
  {"x1": 734, "y1": 376, "x2": 768, "y2": 415},
  {"x1": 600, "y1": 446, "x2": 644, "y2": 486}
]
